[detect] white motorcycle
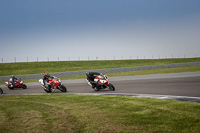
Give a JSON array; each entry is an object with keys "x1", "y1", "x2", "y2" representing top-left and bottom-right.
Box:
[
  {"x1": 39, "y1": 77, "x2": 67, "y2": 93},
  {"x1": 86, "y1": 73, "x2": 115, "y2": 91}
]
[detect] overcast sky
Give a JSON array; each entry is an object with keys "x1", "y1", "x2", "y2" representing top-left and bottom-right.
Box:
[{"x1": 0, "y1": 0, "x2": 200, "y2": 62}]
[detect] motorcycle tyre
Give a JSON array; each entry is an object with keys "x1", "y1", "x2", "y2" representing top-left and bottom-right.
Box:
[
  {"x1": 22, "y1": 84, "x2": 27, "y2": 89},
  {"x1": 108, "y1": 83, "x2": 115, "y2": 91},
  {"x1": 94, "y1": 87, "x2": 100, "y2": 91},
  {"x1": 58, "y1": 85, "x2": 67, "y2": 92},
  {"x1": 44, "y1": 86, "x2": 51, "y2": 93},
  {"x1": 0, "y1": 88, "x2": 3, "y2": 94},
  {"x1": 8, "y1": 85, "x2": 14, "y2": 90},
  {"x1": 44, "y1": 89, "x2": 51, "y2": 93}
]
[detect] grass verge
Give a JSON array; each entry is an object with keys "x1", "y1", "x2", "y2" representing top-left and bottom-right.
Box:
[
  {"x1": 107, "y1": 65, "x2": 200, "y2": 77},
  {"x1": 0, "y1": 65, "x2": 199, "y2": 85},
  {"x1": 0, "y1": 58, "x2": 200, "y2": 76},
  {"x1": 0, "y1": 95, "x2": 199, "y2": 132}
]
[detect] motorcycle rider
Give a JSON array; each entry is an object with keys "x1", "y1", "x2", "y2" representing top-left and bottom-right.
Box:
[
  {"x1": 86, "y1": 71, "x2": 101, "y2": 88},
  {"x1": 43, "y1": 72, "x2": 54, "y2": 87},
  {"x1": 9, "y1": 75, "x2": 18, "y2": 87}
]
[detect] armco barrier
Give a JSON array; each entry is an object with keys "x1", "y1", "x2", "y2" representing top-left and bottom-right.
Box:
[{"x1": 0, "y1": 62, "x2": 200, "y2": 82}]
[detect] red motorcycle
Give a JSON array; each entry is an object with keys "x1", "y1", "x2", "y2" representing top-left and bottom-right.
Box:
[
  {"x1": 86, "y1": 73, "x2": 115, "y2": 91},
  {"x1": 39, "y1": 77, "x2": 67, "y2": 93},
  {"x1": 5, "y1": 78, "x2": 27, "y2": 90}
]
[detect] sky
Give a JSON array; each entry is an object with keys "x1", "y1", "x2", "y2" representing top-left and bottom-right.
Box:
[{"x1": 0, "y1": 0, "x2": 200, "y2": 62}]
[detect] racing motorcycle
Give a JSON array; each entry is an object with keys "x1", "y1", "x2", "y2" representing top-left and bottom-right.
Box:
[
  {"x1": 0, "y1": 88, "x2": 3, "y2": 94},
  {"x1": 39, "y1": 77, "x2": 67, "y2": 93},
  {"x1": 5, "y1": 78, "x2": 27, "y2": 90},
  {"x1": 86, "y1": 73, "x2": 115, "y2": 91}
]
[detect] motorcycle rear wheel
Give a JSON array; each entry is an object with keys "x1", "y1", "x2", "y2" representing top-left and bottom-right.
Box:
[
  {"x1": 108, "y1": 83, "x2": 115, "y2": 91},
  {"x1": 0, "y1": 88, "x2": 3, "y2": 94},
  {"x1": 94, "y1": 87, "x2": 100, "y2": 91},
  {"x1": 8, "y1": 85, "x2": 14, "y2": 90},
  {"x1": 44, "y1": 88, "x2": 51, "y2": 93},
  {"x1": 44, "y1": 86, "x2": 52, "y2": 93}
]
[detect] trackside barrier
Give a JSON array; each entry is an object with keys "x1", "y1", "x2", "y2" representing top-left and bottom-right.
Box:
[{"x1": 0, "y1": 62, "x2": 200, "y2": 82}]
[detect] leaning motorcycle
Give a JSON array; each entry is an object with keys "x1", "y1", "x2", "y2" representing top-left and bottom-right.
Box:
[
  {"x1": 5, "y1": 78, "x2": 27, "y2": 90},
  {"x1": 86, "y1": 73, "x2": 115, "y2": 91},
  {"x1": 39, "y1": 77, "x2": 67, "y2": 93}
]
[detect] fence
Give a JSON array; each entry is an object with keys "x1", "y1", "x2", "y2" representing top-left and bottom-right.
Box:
[
  {"x1": 0, "y1": 61, "x2": 200, "y2": 82},
  {"x1": 0, "y1": 54, "x2": 199, "y2": 63}
]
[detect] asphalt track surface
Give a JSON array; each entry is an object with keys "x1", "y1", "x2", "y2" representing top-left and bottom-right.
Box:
[{"x1": 1, "y1": 72, "x2": 200, "y2": 103}]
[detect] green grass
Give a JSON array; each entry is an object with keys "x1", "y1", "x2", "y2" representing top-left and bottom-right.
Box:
[
  {"x1": 0, "y1": 58, "x2": 200, "y2": 76},
  {"x1": 107, "y1": 65, "x2": 200, "y2": 77},
  {"x1": 0, "y1": 95, "x2": 199, "y2": 132},
  {"x1": 1, "y1": 59, "x2": 199, "y2": 132},
  {"x1": 0, "y1": 65, "x2": 199, "y2": 85}
]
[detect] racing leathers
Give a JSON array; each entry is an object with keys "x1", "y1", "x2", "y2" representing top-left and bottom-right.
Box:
[
  {"x1": 9, "y1": 75, "x2": 18, "y2": 87},
  {"x1": 86, "y1": 72, "x2": 101, "y2": 88},
  {"x1": 43, "y1": 73, "x2": 54, "y2": 87}
]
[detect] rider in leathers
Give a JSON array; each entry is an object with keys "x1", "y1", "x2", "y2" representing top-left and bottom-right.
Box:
[
  {"x1": 9, "y1": 75, "x2": 18, "y2": 87},
  {"x1": 86, "y1": 71, "x2": 101, "y2": 88},
  {"x1": 43, "y1": 73, "x2": 54, "y2": 88}
]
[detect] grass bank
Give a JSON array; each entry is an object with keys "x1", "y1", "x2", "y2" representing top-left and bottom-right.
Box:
[
  {"x1": 107, "y1": 65, "x2": 200, "y2": 77},
  {"x1": 0, "y1": 95, "x2": 199, "y2": 132},
  {"x1": 0, "y1": 65, "x2": 199, "y2": 85},
  {"x1": 0, "y1": 58, "x2": 200, "y2": 76}
]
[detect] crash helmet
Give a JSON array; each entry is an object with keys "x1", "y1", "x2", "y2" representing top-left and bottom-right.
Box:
[
  {"x1": 86, "y1": 71, "x2": 90, "y2": 75},
  {"x1": 11, "y1": 75, "x2": 15, "y2": 78},
  {"x1": 45, "y1": 72, "x2": 50, "y2": 78}
]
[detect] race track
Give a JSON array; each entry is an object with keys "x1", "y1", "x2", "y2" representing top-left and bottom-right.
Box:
[{"x1": 1, "y1": 72, "x2": 200, "y2": 98}]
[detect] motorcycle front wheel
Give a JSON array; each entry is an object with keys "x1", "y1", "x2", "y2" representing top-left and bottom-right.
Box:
[
  {"x1": 22, "y1": 84, "x2": 27, "y2": 89},
  {"x1": 108, "y1": 83, "x2": 115, "y2": 91},
  {"x1": 58, "y1": 85, "x2": 67, "y2": 92}
]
